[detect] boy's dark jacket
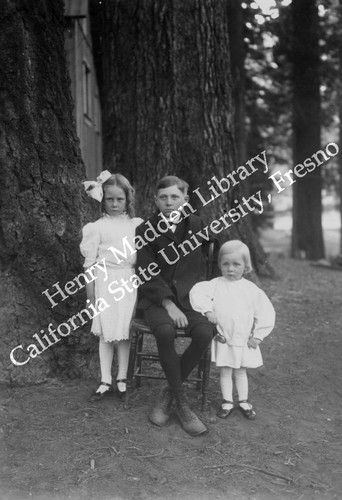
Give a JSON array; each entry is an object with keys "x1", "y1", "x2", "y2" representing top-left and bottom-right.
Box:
[{"x1": 136, "y1": 213, "x2": 217, "y2": 311}]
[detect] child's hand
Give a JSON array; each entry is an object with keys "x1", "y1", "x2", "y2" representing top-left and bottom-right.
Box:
[
  {"x1": 86, "y1": 292, "x2": 96, "y2": 308},
  {"x1": 162, "y1": 299, "x2": 189, "y2": 328},
  {"x1": 86, "y1": 280, "x2": 96, "y2": 307},
  {"x1": 214, "y1": 331, "x2": 226, "y2": 344},
  {"x1": 205, "y1": 311, "x2": 218, "y2": 325},
  {"x1": 248, "y1": 338, "x2": 261, "y2": 349}
]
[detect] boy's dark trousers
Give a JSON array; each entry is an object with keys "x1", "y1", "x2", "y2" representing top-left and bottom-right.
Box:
[
  {"x1": 144, "y1": 304, "x2": 213, "y2": 393},
  {"x1": 136, "y1": 213, "x2": 215, "y2": 435}
]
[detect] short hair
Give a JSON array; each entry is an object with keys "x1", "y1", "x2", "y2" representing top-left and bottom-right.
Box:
[
  {"x1": 218, "y1": 240, "x2": 253, "y2": 273},
  {"x1": 156, "y1": 176, "x2": 189, "y2": 194},
  {"x1": 101, "y1": 173, "x2": 135, "y2": 217}
]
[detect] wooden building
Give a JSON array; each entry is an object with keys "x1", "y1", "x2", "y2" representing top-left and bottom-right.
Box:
[{"x1": 64, "y1": 0, "x2": 102, "y2": 180}]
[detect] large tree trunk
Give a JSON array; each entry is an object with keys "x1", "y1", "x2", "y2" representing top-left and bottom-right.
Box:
[
  {"x1": 0, "y1": 0, "x2": 98, "y2": 384},
  {"x1": 339, "y1": 0, "x2": 342, "y2": 254},
  {"x1": 340, "y1": 94, "x2": 342, "y2": 255},
  {"x1": 291, "y1": 0, "x2": 324, "y2": 259},
  {"x1": 91, "y1": 0, "x2": 271, "y2": 275}
]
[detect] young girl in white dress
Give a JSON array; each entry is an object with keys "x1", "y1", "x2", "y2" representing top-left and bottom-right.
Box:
[
  {"x1": 80, "y1": 171, "x2": 143, "y2": 401},
  {"x1": 190, "y1": 240, "x2": 275, "y2": 419}
]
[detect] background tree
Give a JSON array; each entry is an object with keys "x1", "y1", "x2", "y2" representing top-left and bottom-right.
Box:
[
  {"x1": 243, "y1": 2, "x2": 283, "y2": 230},
  {"x1": 0, "y1": 0, "x2": 97, "y2": 383},
  {"x1": 224, "y1": 1, "x2": 291, "y2": 232},
  {"x1": 325, "y1": 0, "x2": 342, "y2": 253},
  {"x1": 227, "y1": 0, "x2": 246, "y2": 167},
  {"x1": 90, "y1": 0, "x2": 271, "y2": 274},
  {"x1": 318, "y1": 0, "x2": 340, "y2": 254},
  {"x1": 241, "y1": 1, "x2": 339, "y2": 250},
  {"x1": 290, "y1": 0, "x2": 325, "y2": 259}
]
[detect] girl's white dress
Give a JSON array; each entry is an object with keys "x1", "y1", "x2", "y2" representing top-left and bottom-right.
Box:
[
  {"x1": 190, "y1": 277, "x2": 275, "y2": 368},
  {"x1": 80, "y1": 214, "x2": 143, "y2": 342}
]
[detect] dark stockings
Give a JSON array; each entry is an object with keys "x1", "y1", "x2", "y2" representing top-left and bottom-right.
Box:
[{"x1": 154, "y1": 323, "x2": 212, "y2": 394}]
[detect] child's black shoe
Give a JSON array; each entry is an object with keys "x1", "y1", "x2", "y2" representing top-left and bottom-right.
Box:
[
  {"x1": 216, "y1": 400, "x2": 234, "y2": 419},
  {"x1": 116, "y1": 379, "x2": 127, "y2": 399},
  {"x1": 238, "y1": 400, "x2": 256, "y2": 419},
  {"x1": 89, "y1": 382, "x2": 113, "y2": 402}
]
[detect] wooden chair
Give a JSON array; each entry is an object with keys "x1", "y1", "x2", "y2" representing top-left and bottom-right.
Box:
[{"x1": 125, "y1": 241, "x2": 215, "y2": 412}]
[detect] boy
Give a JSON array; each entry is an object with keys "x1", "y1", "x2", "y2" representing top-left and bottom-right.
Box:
[{"x1": 136, "y1": 176, "x2": 215, "y2": 436}]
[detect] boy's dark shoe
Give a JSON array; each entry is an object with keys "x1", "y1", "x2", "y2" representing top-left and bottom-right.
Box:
[
  {"x1": 175, "y1": 392, "x2": 207, "y2": 436},
  {"x1": 149, "y1": 386, "x2": 174, "y2": 426}
]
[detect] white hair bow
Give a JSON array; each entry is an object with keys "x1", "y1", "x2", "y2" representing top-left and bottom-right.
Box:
[{"x1": 83, "y1": 170, "x2": 112, "y2": 202}]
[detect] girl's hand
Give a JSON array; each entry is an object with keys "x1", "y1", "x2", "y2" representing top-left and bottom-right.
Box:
[
  {"x1": 86, "y1": 289, "x2": 96, "y2": 308},
  {"x1": 205, "y1": 311, "x2": 218, "y2": 325},
  {"x1": 85, "y1": 280, "x2": 96, "y2": 307},
  {"x1": 87, "y1": 295, "x2": 96, "y2": 308},
  {"x1": 248, "y1": 337, "x2": 261, "y2": 349}
]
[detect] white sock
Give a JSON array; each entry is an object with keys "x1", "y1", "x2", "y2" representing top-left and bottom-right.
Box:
[
  {"x1": 234, "y1": 368, "x2": 250, "y2": 408},
  {"x1": 116, "y1": 340, "x2": 130, "y2": 384},
  {"x1": 97, "y1": 338, "x2": 115, "y2": 392},
  {"x1": 220, "y1": 367, "x2": 233, "y2": 408}
]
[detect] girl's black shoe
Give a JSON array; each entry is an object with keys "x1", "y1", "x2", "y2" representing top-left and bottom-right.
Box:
[
  {"x1": 116, "y1": 379, "x2": 127, "y2": 398},
  {"x1": 89, "y1": 382, "x2": 113, "y2": 402}
]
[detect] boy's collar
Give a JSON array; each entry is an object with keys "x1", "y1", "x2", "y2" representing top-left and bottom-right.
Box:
[{"x1": 159, "y1": 212, "x2": 182, "y2": 224}]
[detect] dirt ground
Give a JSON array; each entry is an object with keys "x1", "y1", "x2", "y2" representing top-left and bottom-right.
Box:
[{"x1": 1, "y1": 255, "x2": 342, "y2": 500}]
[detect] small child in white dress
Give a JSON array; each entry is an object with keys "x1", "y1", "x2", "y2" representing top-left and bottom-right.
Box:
[
  {"x1": 80, "y1": 171, "x2": 143, "y2": 401},
  {"x1": 190, "y1": 240, "x2": 275, "y2": 419}
]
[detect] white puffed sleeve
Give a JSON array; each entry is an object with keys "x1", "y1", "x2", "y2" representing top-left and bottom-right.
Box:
[
  {"x1": 80, "y1": 222, "x2": 100, "y2": 268},
  {"x1": 252, "y1": 288, "x2": 276, "y2": 341},
  {"x1": 189, "y1": 279, "x2": 218, "y2": 315}
]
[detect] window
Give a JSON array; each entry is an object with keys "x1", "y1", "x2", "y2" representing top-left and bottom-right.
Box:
[
  {"x1": 94, "y1": 94, "x2": 100, "y2": 133},
  {"x1": 82, "y1": 60, "x2": 91, "y2": 119},
  {"x1": 81, "y1": 18, "x2": 87, "y2": 36}
]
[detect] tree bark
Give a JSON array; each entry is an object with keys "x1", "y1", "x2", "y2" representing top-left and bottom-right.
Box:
[
  {"x1": 92, "y1": 0, "x2": 271, "y2": 275},
  {"x1": 0, "y1": 0, "x2": 98, "y2": 383},
  {"x1": 291, "y1": 0, "x2": 324, "y2": 259},
  {"x1": 339, "y1": 0, "x2": 342, "y2": 254}
]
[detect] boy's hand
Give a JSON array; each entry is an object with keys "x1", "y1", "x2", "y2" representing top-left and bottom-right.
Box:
[
  {"x1": 248, "y1": 338, "x2": 261, "y2": 349},
  {"x1": 162, "y1": 299, "x2": 189, "y2": 328},
  {"x1": 205, "y1": 311, "x2": 218, "y2": 325}
]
